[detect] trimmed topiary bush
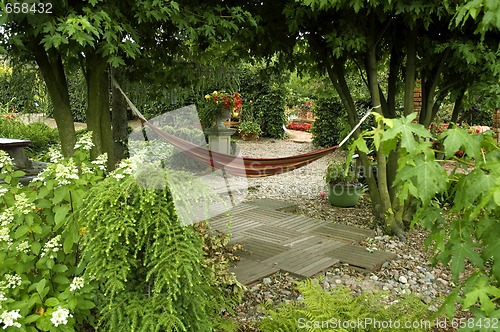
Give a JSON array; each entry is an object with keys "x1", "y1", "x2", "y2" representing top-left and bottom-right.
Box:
[{"x1": 311, "y1": 97, "x2": 346, "y2": 147}]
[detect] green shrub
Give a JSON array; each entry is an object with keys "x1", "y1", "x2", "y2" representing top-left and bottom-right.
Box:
[
  {"x1": 239, "y1": 66, "x2": 287, "y2": 138},
  {"x1": 0, "y1": 134, "x2": 106, "y2": 330},
  {"x1": 311, "y1": 97, "x2": 346, "y2": 147},
  {"x1": 0, "y1": 117, "x2": 59, "y2": 158},
  {"x1": 0, "y1": 64, "x2": 48, "y2": 114},
  {"x1": 260, "y1": 279, "x2": 437, "y2": 332},
  {"x1": 77, "y1": 158, "x2": 240, "y2": 331}
]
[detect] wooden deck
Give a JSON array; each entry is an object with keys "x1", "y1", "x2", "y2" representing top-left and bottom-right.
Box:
[{"x1": 209, "y1": 199, "x2": 396, "y2": 285}]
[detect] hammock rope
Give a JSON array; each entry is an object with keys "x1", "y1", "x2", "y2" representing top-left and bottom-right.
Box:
[{"x1": 111, "y1": 77, "x2": 375, "y2": 178}]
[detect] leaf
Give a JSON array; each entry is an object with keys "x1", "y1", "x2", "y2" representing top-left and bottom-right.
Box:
[
  {"x1": 395, "y1": 154, "x2": 448, "y2": 205},
  {"x1": 15, "y1": 225, "x2": 30, "y2": 238},
  {"x1": 453, "y1": 169, "x2": 496, "y2": 211},
  {"x1": 441, "y1": 127, "x2": 481, "y2": 160},
  {"x1": 437, "y1": 287, "x2": 461, "y2": 318},
  {"x1": 53, "y1": 274, "x2": 69, "y2": 285},
  {"x1": 44, "y1": 297, "x2": 59, "y2": 306},
  {"x1": 382, "y1": 114, "x2": 431, "y2": 153},
  {"x1": 36, "y1": 279, "x2": 47, "y2": 296},
  {"x1": 53, "y1": 187, "x2": 69, "y2": 205},
  {"x1": 53, "y1": 205, "x2": 71, "y2": 231},
  {"x1": 53, "y1": 264, "x2": 68, "y2": 273},
  {"x1": 463, "y1": 275, "x2": 500, "y2": 314},
  {"x1": 63, "y1": 230, "x2": 76, "y2": 254},
  {"x1": 31, "y1": 242, "x2": 42, "y2": 255},
  {"x1": 77, "y1": 300, "x2": 95, "y2": 310},
  {"x1": 449, "y1": 242, "x2": 484, "y2": 282},
  {"x1": 24, "y1": 314, "x2": 41, "y2": 324},
  {"x1": 35, "y1": 316, "x2": 52, "y2": 332}
]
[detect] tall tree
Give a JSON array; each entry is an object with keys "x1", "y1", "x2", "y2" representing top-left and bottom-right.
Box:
[
  {"x1": 0, "y1": 0, "x2": 254, "y2": 166},
  {"x1": 236, "y1": 0, "x2": 499, "y2": 236}
]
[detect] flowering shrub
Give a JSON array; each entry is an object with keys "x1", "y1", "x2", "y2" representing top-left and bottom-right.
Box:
[
  {"x1": 204, "y1": 90, "x2": 243, "y2": 117},
  {"x1": 0, "y1": 132, "x2": 106, "y2": 330},
  {"x1": 286, "y1": 122, "x2": 312, "y2": 132}
]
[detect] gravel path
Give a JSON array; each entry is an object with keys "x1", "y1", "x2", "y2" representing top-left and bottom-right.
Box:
[{"x1": 231, "y1": 135, "x2": 461, "y2": 331}]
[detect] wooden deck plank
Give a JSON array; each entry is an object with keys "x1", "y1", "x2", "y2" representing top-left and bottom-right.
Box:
[
  {"x1": 237, "y1": 238, "x2": 289, "y2": 261},
  {"x1": 229, "y1": 257, "x2": 280, "y2": 285},
  {"x1": 311, "y1": 225, "x2": 370, "y2": 244},
  {"x1": 242, "y1": 225, "x2": 301, "y2": 243},
  {"x1": 208, "y1": 199, "x2": 396, "y2": 284},
  {"x1": 246, "y1": 199, "x2": 297, "y2": 211},
  {"x1": 326, "y1": 244, "x2": 397, "y2": 271},
  {"x1": 262, "y1": 250, "x2": 340, "y2": 278}
]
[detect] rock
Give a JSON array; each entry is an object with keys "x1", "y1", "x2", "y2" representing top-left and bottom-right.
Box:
[
  {"x1": 398, "y1": 276, "x2": 408, "y2": 284},
  {"x1": 437, "y1": 278, "x2": 448, "y2": 287},
  {"x1": 262, "y1": 277, "x2": 272, "y2": 285},
  {"x1": 369, "y1": 275, "x2": 379, "y2": 281}
]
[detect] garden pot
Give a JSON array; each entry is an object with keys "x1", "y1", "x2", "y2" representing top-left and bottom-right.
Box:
[
  {"x1": 328, "y1": 183, "x2": 364, "y2": 207},
  {"x1": 214, "y1": 108, "x2": 232, "y2": 129}
]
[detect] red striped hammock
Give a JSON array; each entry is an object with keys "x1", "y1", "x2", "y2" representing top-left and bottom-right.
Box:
[{"x1": 112, "y1": 77, "x2": 371, "y2": 178}]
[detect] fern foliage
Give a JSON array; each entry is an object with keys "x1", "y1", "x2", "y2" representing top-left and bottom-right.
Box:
[
  {"x1": 78, "y1": 171, "x2": 228, "y2": 331},
  {"x1": 260, "y1": 279, "x2": 435, "y2": 332}
]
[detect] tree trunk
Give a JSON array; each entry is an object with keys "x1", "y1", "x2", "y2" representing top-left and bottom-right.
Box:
[
  {"x1": 450, "y1": 88, "x2": 466, "y2": 123},
  {"x1": 84, "y1": 52, "x2": 116, "y2": 168},
  {"x1": 31, "y1": 45, "x2": 76, "y2": 157},
  {"x1": 404, "y1": 27, "x2": 417, "y2": 115},
  {"x1": 111, "y1": 68, "x2": 129, "y2": 162}
]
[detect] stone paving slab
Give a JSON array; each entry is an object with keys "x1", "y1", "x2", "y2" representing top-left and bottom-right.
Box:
[{"x1": 210, "y1": 199, "x2": 395, "y2": 285}]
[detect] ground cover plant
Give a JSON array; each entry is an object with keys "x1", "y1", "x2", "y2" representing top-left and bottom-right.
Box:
[{"x1": 259, "y1": 279, "x2": 436, "y2": 331}]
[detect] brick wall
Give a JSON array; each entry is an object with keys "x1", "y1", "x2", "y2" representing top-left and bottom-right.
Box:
[{"x1": 493, "y1": 109, "x2": 500, "y2": 143}]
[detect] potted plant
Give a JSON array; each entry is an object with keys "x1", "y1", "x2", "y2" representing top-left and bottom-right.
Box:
[
  {"x1": 325, "y1": 160, "x2": 364, "y2": 207},
  {"x1": 204, "y1": 90, "x2": 242, "y2": 129},
  {"x1": 238, "y1": 120, "x2": 262, "y2": 140}
]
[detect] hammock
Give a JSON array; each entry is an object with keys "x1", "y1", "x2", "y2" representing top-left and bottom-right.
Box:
[{"x1": 112, "y1": 77, "x2": 373, "y2": 178}]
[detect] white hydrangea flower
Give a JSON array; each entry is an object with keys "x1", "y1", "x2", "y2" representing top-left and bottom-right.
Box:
[
  {"x1": 112, "y1": 173, "x2": 125, "y2": 180},
  {"x1": 91, "y1": 153, "x2": 108, "y2": 171},
  {"x1": 0, "y1": 309, "x2": 22, "y2": 329},
  {"x1": 48, "y1": 147, "x2": 64, "y2": 163},
  {"x1": 14, "y1": 193, "x2": 35, "y2": 215},
  {"x1": 0, "y1": 187, "x2": 8, "y2": 198},
  {"x1": 54, "y1": 160, "x2": 79, "y2": 186},
  {"x1": 74, "y1": 132, "x2": 94, "y2": 151},
  {"x1": 2, "y1": 273, "x2": 22, "y2": 289},
  {"x1": 41, "y1": 235, "x2": 61, "y2": 259},
  {"x1": 50, "y1": 307, "x2": 72, "y2": 327},
  {"x1": 0, "y1": 227, "x2": 12, "y2": 248},
  {"x1": 16, "y1": 241, "x2": 30, "y2": 254},
  {"x1": 0, "y1": 208, "x2": 14, "y2": 227},
  {"x1": 80, "y1": 164, "x2": 93, "y2": 175},
  {"x1": 0, "y1": 151, "x2": 13, "y2": 169},
  {"x1": 69, "y1": 277, "x2": 84, "y2": 292}
]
